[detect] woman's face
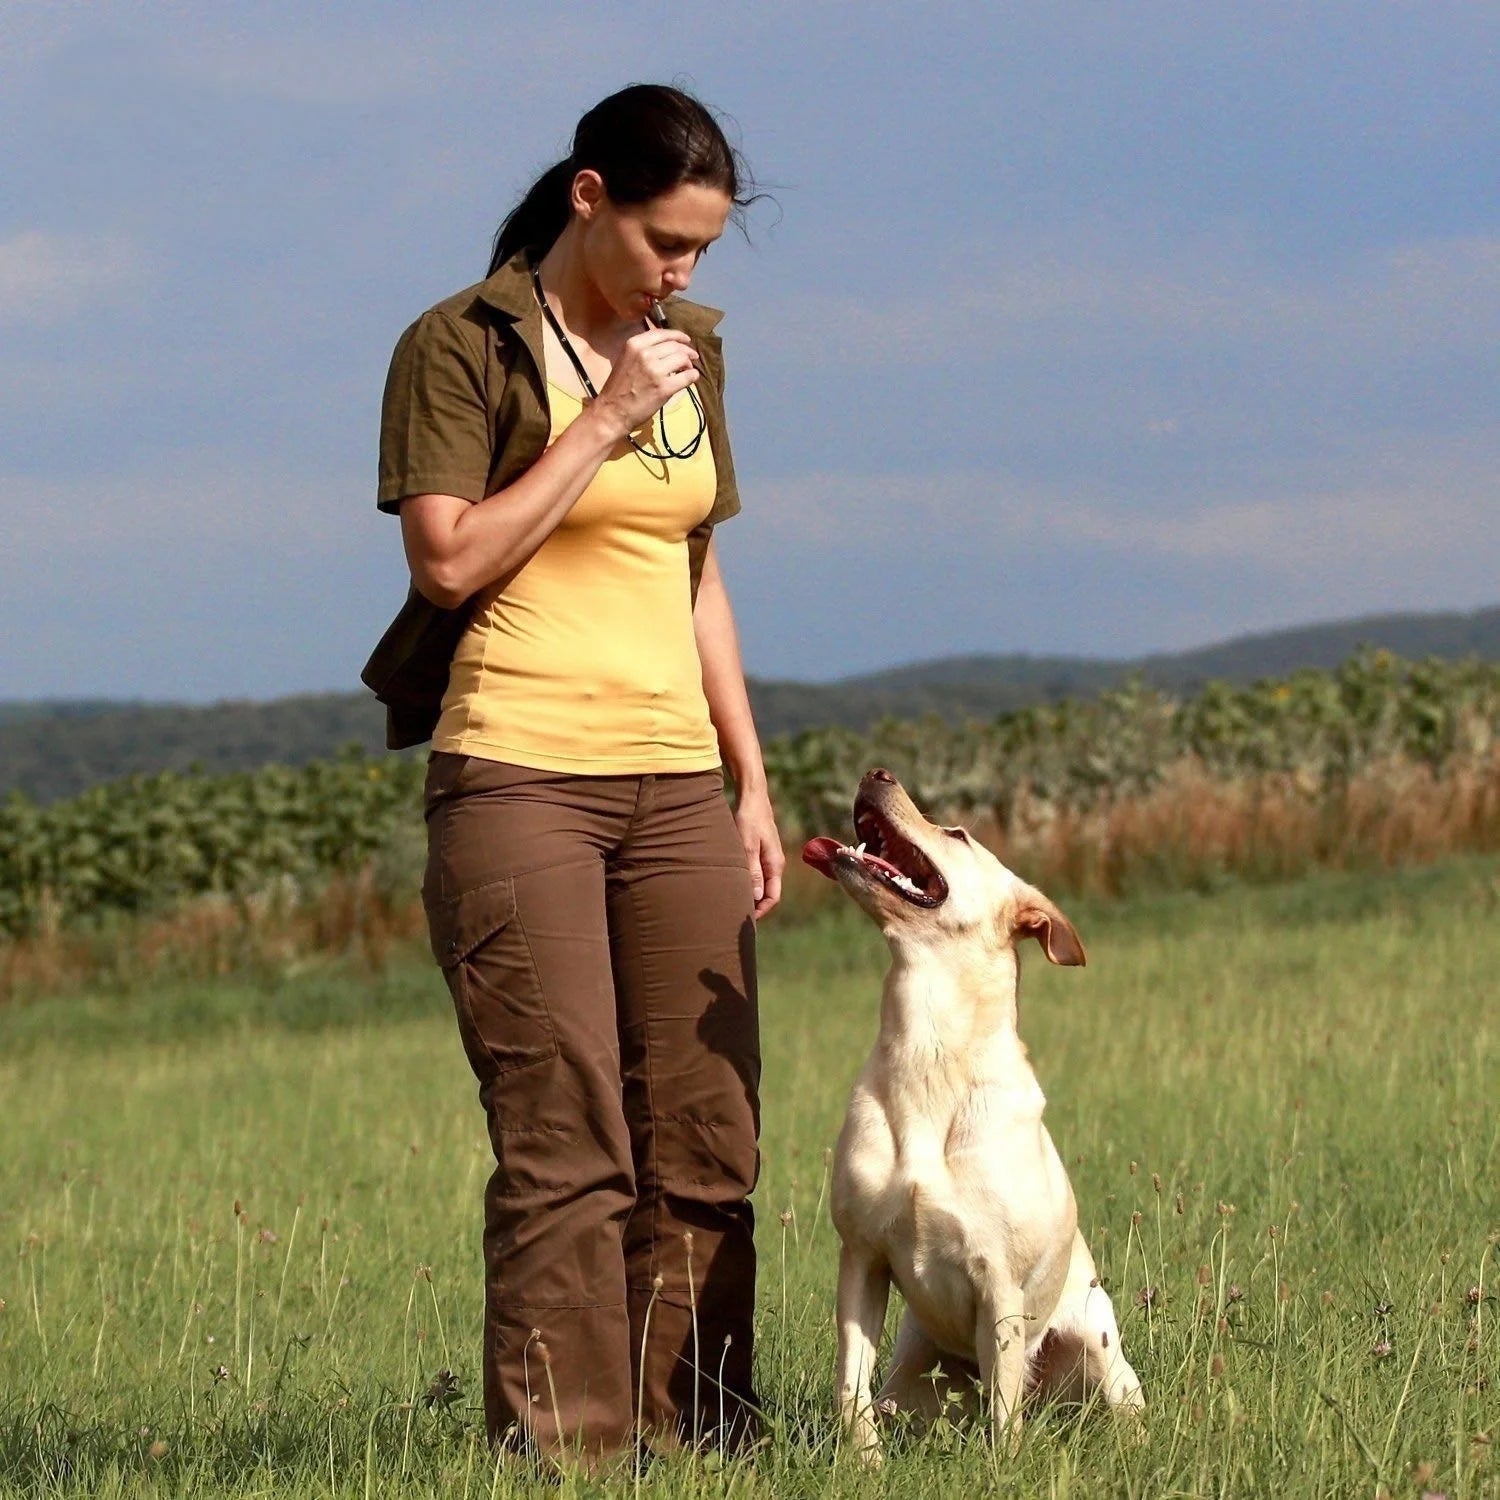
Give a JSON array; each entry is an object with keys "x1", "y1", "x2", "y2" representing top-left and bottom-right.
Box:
[{"x1": 574, "y1": 174, "x2": 732, "y2": 320}]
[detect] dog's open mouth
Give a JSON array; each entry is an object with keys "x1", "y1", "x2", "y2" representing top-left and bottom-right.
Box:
[{"x1": 802, "y1": 798, "x2": 949, "y2": 908}]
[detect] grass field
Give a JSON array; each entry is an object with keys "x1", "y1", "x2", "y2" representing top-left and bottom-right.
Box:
[{"x1": 2, "y1": 858, "x2": 1497, "y2": 1497}]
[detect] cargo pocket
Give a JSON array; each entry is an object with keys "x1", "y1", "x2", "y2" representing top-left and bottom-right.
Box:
[{"x1": 426, "y1": 876, "x2": 558, "y2": 1079}]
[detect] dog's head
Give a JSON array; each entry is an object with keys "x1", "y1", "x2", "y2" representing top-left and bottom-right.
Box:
[{"x1": 802, "y1": 768, "x2": 1085, "y2": 967}]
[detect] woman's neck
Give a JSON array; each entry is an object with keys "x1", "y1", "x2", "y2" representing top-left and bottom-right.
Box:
[{"x1": 536, "y1": 225, "x2": 624, "y2": 344}]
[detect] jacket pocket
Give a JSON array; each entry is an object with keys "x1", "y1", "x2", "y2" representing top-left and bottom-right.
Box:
[{"x1": 426, "y1": 876, "x2": 557, "y2": 1078}]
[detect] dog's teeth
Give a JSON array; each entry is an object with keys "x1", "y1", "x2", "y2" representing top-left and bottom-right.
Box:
[{"x1": 854, "y1": 842, "x2": 867, "y2": 855}]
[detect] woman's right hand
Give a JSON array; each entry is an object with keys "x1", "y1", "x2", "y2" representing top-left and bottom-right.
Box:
[{"x1": 590, "y1": 328, "x2": 700, "y2": 441}]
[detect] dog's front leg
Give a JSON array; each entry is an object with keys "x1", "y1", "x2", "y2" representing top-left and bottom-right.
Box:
[
  {"x1": 835, "y1": 1242, "x2": 890, "y2": 1465},
  {"x1": 1058, "y1": 1229, "x2": 1146, "y2": 1420},
  {"x1": 1081, "y1": 1290, "x2": 1146, "y2": 1419},
  {"x1": 976, "y1": 1283, "x2": 1029, "y2": 1456}
]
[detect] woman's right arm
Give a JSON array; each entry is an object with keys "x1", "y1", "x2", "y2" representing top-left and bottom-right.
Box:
[
  {"x1": 399, "y1": 326, "x2": 701, "y2": 609},
  {"x1": 400, "y1": 405, "x2": 618, "y2": 608}
]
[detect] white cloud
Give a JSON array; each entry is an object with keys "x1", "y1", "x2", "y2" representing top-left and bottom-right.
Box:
[
  {"x1": 0, "y1": 230, "x2": 145, "y2": 325},
  {"x1": 746, "y1": 434, "x2": 1498, "y2": 581},
  {"x1": 758, "y1": 229, "x2": 1500, "y2": 369},
  {"x1": 1, "y1": 455, "x2": 365, "y2": 556},
  {"x1": 1056, "y1": 484, "x2": 1463, "y2": 570},
  {"x1": 728, "y1": 449, "x2": 1497, "y2": 670},
  {"x1": 0, "y1": 456, "x2": 404, "y2": 700}
]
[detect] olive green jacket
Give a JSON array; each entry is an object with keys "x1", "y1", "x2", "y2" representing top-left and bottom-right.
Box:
[{"x1": 362, "y1": 250, "x2": 742, "y2": 750}]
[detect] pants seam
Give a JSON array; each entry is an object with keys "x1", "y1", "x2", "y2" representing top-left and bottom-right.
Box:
[
  {"x1": 627, "y1": 872, "x2": 664, "y2": 1289},
  {"x1": 455, "y1": 852, "x2": 603, "y2": 888}
]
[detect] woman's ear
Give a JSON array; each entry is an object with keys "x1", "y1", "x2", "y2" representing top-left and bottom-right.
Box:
[
  {"x1": 1013, "y1": 889, "x2": 1086, "y2": 967},
  {"x1": 571, "y1": 168, "x2": 606, "y2": 219}
]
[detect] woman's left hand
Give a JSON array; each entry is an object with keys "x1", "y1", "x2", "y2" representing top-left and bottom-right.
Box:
[{"x1": 735, "y1": 786, "x2": 785, "y2": 921}]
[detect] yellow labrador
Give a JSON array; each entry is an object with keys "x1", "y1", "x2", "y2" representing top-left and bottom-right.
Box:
[{"x1": 803, "y1": 769, "x2": 1144, "y2": 1462}]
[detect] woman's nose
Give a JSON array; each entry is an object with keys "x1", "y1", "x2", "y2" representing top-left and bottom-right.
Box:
[{"x1": 662, "y1": 255, "x2": 697, "y2": 292}]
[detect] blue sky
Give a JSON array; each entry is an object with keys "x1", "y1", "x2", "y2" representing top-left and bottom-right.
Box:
[{"x1": 3, "y1": 1, "x2": 1497, "y2": 700}]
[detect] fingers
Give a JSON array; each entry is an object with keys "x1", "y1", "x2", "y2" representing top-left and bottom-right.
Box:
[
  {"x1": 591, "y1": 327, "x2": 704, "y2": 438},
  {"x1": 641, "y1": 344, "x2": 700, "y2": 386},
  {"x1": 660, "y1": 362, "x2": 701, "y2": 396},
  {"x1": 628, "y1": 358, "x2": 698, "y2": 419},
  {"x1": 744, "y1": 833, "x2": 786, "y2": 922},
  {"x1": 753, "y1": 865, "x2": 783, "y2": 921},
  {"x1": 630, "y1": 329, "x2": 700, "y2": 371},
  {"x1": 627, "y1": 327, "x2": 695, "y2": 351},
  {"x1": 623, "y1": 333, "x2": 700, "y2": 388}
]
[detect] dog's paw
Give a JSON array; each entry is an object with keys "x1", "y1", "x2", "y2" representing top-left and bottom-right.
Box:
[
  {"x1": 840, "y1": 1407, "x2": 886, "y2": 1468},
  {"x1": 1113, "y1": 1400, "x2": 1148, "y2": 1448}
]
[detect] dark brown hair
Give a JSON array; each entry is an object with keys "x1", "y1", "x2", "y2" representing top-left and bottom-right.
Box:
[{"x1": 487, "y1": 84, "x2": 753, "y2": 275}]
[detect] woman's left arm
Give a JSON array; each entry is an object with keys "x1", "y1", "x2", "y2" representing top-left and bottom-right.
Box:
[{"x1": 694, "y1": 538, "x2": 785, "y2": 920}]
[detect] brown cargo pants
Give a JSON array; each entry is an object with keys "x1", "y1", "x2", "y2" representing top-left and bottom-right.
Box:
[{"x1": 422, "y1": 753, "x2": 761, "y2": 1460}]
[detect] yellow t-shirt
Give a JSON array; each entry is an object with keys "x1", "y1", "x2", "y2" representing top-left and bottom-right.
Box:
[{"x1": 431, "y1": 383, "x2": 721, "y2": 773}]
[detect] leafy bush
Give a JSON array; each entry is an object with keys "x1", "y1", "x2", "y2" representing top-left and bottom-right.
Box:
[{"x1": 2, "y1": 651, "x2": 1497, "y2": 938}]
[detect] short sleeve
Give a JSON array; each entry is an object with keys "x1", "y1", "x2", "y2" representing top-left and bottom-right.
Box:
[{"x1": 377, "y1": 310, "x2": 492, "y2": 513}]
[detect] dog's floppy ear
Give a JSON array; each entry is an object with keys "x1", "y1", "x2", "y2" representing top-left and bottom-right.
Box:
[{"x1": 1013, "y1": 889, "x2": 1086, "y2": 967}]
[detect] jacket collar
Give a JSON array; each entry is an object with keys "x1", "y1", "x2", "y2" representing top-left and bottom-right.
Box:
[{"x1": 474, "y1": 250, "x2": 724, "y2": 339}]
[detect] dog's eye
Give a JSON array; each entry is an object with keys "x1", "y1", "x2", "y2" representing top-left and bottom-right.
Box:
[{"x1": 943, "y1": 826, "x2": 969, "y2": 841}]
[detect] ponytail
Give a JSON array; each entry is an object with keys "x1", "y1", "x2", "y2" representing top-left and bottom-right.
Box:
[
  {"x1": 487, "y1": 159, "x2": 575, "y2": 275},
  {"x1": 485, "y1": 85, "x2": 756, "y2": 278}
]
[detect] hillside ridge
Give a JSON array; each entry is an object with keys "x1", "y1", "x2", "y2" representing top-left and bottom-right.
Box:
[{"x1": 4, "y1": 604, "x2": 1496, "y2": 803}]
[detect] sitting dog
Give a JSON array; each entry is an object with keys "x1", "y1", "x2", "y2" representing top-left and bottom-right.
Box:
[{"x1": 803, "y1": 768, "x2": 1145, "y2": 1462}]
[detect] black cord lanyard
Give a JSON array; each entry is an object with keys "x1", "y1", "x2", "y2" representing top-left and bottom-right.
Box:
[{"x1": 531, "y1": 265, "x2": 705, "y2": 461}]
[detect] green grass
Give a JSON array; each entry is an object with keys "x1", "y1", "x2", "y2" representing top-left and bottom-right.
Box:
[{"x1": 2, "y1": 859, "x2": 1498, "y2": 1497}]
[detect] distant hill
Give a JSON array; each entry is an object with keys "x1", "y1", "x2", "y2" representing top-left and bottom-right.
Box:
[
  {"x1": 0, "y1": 700, "x2": 147, "y2": 725},
  {"x1": 754, "y1": 604, "x2": 1500, "y2": 730},
  {"x1": 0, "y1": 694, "x2": 393, "y2": 807},
  {"x1": 3, "y1": 605, "x2": 1497, "y2": 804}
]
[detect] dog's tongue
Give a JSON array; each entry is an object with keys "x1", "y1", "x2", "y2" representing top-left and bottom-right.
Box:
[
  {"x1": 802, "y1": 837, "x2": 913, "y2": 885},
  {"x1": 801, "y1": 837, "x2": 842, "y2": 879}
]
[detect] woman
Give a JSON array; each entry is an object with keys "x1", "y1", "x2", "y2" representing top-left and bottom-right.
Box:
[{"x1": 368, "y1": 85, "x2": 782, "y2": 1462}]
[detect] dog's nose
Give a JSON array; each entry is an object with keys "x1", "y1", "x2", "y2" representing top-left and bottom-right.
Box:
[{"x1": 868, "y1": 767, "x2": 896, "y2": 784}]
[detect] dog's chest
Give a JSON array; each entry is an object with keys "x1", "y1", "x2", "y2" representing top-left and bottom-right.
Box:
[{"x1": 833, "y1": 1083, "x2": 1075, "y2": 1354}]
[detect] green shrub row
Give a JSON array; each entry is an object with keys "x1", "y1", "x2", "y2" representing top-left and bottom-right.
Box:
[
  {"x1": 767, "y1": 649, "x2": 1499, "y2": 836},
  {"x1": 0, "y1": 749, "x2": 428, "y2": 938},
  {"x1": 2, "y1": 650, "x2": 1496, "y2": 937}
]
